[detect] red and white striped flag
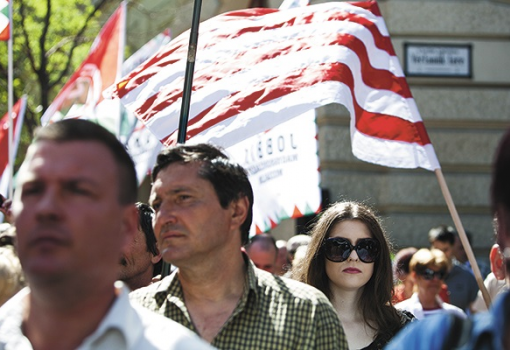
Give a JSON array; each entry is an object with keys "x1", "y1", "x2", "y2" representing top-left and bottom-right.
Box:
[
  {"x1": 0, "y1": 0, "x2": 10, "y2": 41},
  {"x1": 106, "y1": 1, "x2": 440, "y2": 171}
]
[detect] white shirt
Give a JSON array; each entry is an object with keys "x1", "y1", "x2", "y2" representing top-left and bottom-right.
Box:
[
  {"x1": 0, "y1": 281, "x2": 215, "y2": 350},
  {"x1": 471, "y1": 272, "x2": 508, "y2": 313},
  {"x1": 395, "y1": 292, "x2": 467, "y2": 320}
]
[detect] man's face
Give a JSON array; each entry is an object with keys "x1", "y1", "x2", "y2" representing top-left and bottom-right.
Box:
[
  {"x1": 432, "y1": 241, "x2": 453, "y2": 261},
  {"x1": 246, "y1": 243, "x2": 277, "y2": 273},
  {"x1": 119, "y1": 227, "x2": 157, "y2": 283},
  {"x1": 13, "y1": 141, "x2": 134, "y2": 286},
  {"x1": 149, "y1": 162, "x2": 239, "y2": 267}
]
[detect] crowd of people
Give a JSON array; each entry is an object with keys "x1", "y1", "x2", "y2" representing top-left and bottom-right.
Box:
[{"x1": 0, "y1": 118, "x2": 508, "y2": 349}]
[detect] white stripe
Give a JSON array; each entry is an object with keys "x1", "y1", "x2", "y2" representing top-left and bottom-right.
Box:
[
  {"x1": 352, "y1": 129, "x2": 440, "y2": 170},
  {"x1": 112, "y1": 2, "x2": 396, "y2": 102}
]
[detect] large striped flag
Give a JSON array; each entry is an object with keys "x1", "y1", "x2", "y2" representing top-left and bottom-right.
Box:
[
  {"x1": 0, "y1": 0, "x2": 9, "y2": 41},
  {"x1": 106, "y1": 1, "x2": 440, "y2": 171},
  {"x1": 41, "y1": 2, "x2": 126, "y2": 136}
]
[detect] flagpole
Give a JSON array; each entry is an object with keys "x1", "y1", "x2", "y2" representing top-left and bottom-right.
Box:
[
  {"x1": 176, "y1": 0, "x2": 202, "y2": 144},
  {"x1": 434, "y1": 168, "x2": 491, "y2": 308},
  {"x1": 7, "y1": 0, "x2": 13, "y2": 199},
  {"x1": 160, "y1": 0, "x2": 203, "y2": 278}
]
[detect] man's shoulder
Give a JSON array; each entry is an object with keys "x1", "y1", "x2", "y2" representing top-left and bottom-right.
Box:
[
  {"x1": 385, "y1": 312, "x2": 454, "y2": 349},
  {"x1": 129, "y1": 275, "x2": 174, "y2": 307},
  {"x1": 128, "y1": 300, "x2": 214, "y2": 349},
  {"x1": 255, "y1": 269, "x2": 330, "y2": 302}
]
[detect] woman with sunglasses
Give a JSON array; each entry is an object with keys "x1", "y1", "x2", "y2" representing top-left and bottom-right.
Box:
[
  {"x1": 292, "y1": 201, "x2": 414, "y2": 349},
  {"x1": 394, "y1": 248, "x2": 466, "y2": 320}
]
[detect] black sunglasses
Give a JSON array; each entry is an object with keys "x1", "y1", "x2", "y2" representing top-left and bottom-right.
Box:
[
  {"x1": 323, "y1": 237, "x2": 379, "y2": 263},
  {"x1": 416, "y1": 268, "x2": 447, "y2": 281}
]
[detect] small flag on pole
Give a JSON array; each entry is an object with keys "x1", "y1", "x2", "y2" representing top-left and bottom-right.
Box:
[
  {"x1": 0, "y1": 0, "x2": 10, "y2": 41},
  {"x1": 0, "y1": 96, "x2": 27, "y2": 198}
]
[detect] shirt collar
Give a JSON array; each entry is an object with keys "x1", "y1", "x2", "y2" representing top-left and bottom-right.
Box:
[{"x1": 79, "y1": 281, "x2": 141, "y2": 349}]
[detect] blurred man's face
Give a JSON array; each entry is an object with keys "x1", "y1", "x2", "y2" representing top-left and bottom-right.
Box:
[
  {"x1": 432, "y1": 241, "x2": 453, "y2": 261},
  {"x1": 13, "y1": 140, "x2": 134, "y2": 287},
  {"x1": 246, "y1": 243, "x2": 277, "y2": 273}
]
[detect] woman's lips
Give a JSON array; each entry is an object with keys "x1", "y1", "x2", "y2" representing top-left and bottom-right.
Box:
[{"x1": 343, "y1": 267, "x2": 361, "y2": 273}]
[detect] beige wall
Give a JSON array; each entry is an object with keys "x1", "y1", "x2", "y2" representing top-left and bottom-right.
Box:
[{"x1": 132, "y1": 0, "x2": 510, "y2": 257}]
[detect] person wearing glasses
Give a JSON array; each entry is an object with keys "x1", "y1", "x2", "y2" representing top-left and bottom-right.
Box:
[
  {"x1": 395, "y1": 248, "x2": 466, "y2": 320},
  {"x1": 292, "y1": 201, "x2": 415, "y2": 350}
]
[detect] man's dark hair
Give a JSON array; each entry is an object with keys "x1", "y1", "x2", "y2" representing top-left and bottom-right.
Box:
[
  {"x1": 136, "y1": 202, "x2": 161, "y2": 276},
  {"x1": 428, "y1": 225, "x2": 456, "y2": 246},
  {"x1": 152, "y1": 143, "x2": 254, "y2": 245},
  {"x1": 492, "y1": 127, "x2": 510, "y2": 248},
  {"x1": 33, "y1": 119, "x2": 137, "y2": 205}
]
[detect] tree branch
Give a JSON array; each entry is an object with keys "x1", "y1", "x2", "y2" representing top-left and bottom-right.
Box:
[{"x1": 49, "y1": 0, "x2": 111, "y2": 89}]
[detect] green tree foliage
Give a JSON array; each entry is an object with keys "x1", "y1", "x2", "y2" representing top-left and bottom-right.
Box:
[{"x1": 0, "y1": 0, "x2": 115, "y2": 167}]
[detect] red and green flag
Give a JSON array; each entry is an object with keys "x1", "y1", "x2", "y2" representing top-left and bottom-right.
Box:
[{"x1": 0, "y1": 0, "x2": 10, "y2": 41}]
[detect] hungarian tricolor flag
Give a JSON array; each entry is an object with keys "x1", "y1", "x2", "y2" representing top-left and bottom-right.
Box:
[
  {"x1": 0, "y1": 0, "x2": 10, "y2": 41},
  {"x1": 41, "y1": 2, "x2": 126, "y2": 136},
  {"x1": 106, "y1": 1, "x2": 440, "y2": 171}
]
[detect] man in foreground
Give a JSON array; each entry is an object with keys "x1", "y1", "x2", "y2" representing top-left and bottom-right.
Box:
[
  {"x1": 130, "y1": 143, "x2": 347, "y2": 349},
  {"x1": 0, "y1": 120, "x2": 212, "y2": 349},
  {"x1": 386, "y1": 127, "x2": 510, "y2": 349}
]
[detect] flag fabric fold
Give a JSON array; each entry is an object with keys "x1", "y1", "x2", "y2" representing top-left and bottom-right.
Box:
[
  {"x1": 41, "y1": 2, "x2": 126, "y2": 136},
  {"x1": 106, "y1": 0, "x2": 440, "y2": 171},
  {"x1": 0, "y1": 96, "x2": 27, "y2": 197},
  {"x1": 0, "y1": 0, "x2": 9, "y2": 41}
]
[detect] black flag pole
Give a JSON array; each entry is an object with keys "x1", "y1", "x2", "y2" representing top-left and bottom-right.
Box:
[
  {"x1": 160, "y1": 0, "x2": 203, "y2": 278},
  {"x1": 177, "y1": 0, "x2": 203, "y2": 144}
]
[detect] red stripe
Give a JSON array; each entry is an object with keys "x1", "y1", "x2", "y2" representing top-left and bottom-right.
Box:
[
  {"x1": 114, "y1": 4, "x2": 387, "y2": 98},
  {"x1": 134, "y1": 31, "x2": 408, "y2": 122},
  {"x1": 158, "y1": 62, "x2": 429, "y2": 147}
]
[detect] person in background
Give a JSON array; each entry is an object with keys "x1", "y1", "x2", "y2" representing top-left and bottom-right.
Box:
[
  {"x1": 274, "y1": 239, "x2": 289, "y2": 276},
  {"x1": 119, "y1": 202, "x2": 163, "y2": 290},
  {"x1": 284, "y1": 234, "x2": 311, "y2": 277},
  {"x1": 394, "y1": 248, "x2": 466, "y2": 320},
  {"x1": 0, "y1": 119, "x2": 213, "y2": 350},
  {"x1": 244, "y1": 233, "x2": 278, "y2": 273},
  {"x1": 428, "y1": 224, "x2": 479, "y2": 312},
  {"x1": 386, "y1": 125, "x2": 510, "y2": 350},
  {"x1": 392, "y1": 247, "x2": 449, "y2": 304},
  {"x1": 293, "y1": 201, "x2": 414, "y2": 349},
  {"x1": 453, "y1": 230, "x2": 490, "y2": 279},
  {"x1": 471, "y1": 243, "x2": 508, "y2": 313},
  {"x1": 130, "y1": 143, "x2": 347, "y2": 349},
  {"x1": 0, "y1": 225, "x2": 25, "y2": 306}
]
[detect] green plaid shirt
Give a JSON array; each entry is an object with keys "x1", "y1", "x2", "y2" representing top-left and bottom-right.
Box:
[{"x1": 130, "y1": 257, "x2": 347, "y2": 349}]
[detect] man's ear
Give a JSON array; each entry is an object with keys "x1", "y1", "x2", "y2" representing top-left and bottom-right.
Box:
[
  {"x1": 230, "y1": 196, "x2": 249, "y2": 231},
  {"x1": 490, "y1": 244, "x2": 506, "y2": 280},
  {"x1": 151, "y1": 252, "x2": 162, "y2": 265},
  {"x1": 120, "y1": 204, "x2": 138, "y2": 253}
]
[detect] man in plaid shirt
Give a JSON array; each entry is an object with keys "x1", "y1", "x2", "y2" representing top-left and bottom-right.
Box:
[{"x1": 130, "y1": 143, "x2": 347, "y2": 349}]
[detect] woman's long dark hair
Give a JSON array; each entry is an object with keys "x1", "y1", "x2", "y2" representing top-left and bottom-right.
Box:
[{"x1": 292, "y1": 201, "x2": 402, "y2": 342}]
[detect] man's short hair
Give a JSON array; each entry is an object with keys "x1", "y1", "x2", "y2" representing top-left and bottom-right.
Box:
[
  {"x1": 428, "y1": 225, "x2": 456, "y2": 246},
  {"x1": 492, "y1": 127, "x2": 510, "y2": 233},
  {"x1": 152, "y1": 143, "x2": 254, "y2": 245},
  {"x1": 245, "y1": 233, "x2": 277, "y2": 252},
  {"x1": 136, "y1": 202, "x2": 161, "y2": 276},
  {"x1": 33, "y1": 119, "x2": 137, "y2": 205}
]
